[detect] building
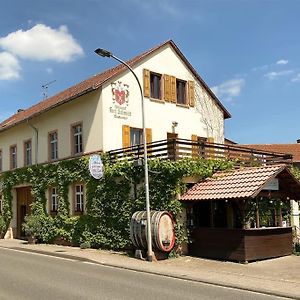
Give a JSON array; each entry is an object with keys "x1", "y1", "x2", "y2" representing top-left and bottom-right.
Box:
[
  {"x1": 0, "y1": 40, "x2": 231, "y2": 239},
  {"x1": 241, "y1": 141, "x2": 300, "y2": 168}
]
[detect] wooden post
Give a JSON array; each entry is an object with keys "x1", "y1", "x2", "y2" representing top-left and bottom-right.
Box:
[
  {"x1": 255, "y1": 199, "x2": 260, "y2": 228},
  {"x1": 278, "y1": 205, "x2": 283, "y2": 227},
  {"x1": 237, "y1": 199, "x2": 249, "y2": 229}
]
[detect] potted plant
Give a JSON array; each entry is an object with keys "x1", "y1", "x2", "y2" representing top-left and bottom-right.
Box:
[{"x1": 22, "y1": 214, "x2": 43, "y2": 244}]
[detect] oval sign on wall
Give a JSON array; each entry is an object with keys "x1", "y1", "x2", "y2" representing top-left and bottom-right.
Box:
[{"x1": 89, "y1": 154, "x2": 104, "y2": 179}]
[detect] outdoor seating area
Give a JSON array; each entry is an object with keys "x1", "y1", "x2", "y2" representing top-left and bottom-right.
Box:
[{"x1": 180, "y1": 164, "x2": 300, "y2": 262}]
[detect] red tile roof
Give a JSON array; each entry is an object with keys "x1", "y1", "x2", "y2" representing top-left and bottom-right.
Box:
[
  {"x1": 242, "y1": 144, "x2": 300, "y2": 162},
  {"x1": 180, "y1": 164, "x2": 288, "y2": 201},
  {"x1": 0, "y1": 40, "x2": 230, "y2": 132}
]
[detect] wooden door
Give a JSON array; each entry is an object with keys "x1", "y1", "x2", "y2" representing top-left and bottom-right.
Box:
[{"x1": 17, "y1": 187, "x2": 32, "y2": 239}]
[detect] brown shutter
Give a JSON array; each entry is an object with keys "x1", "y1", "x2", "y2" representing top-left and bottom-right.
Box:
[
  {"x1": 188, "y1": 81, "x2": 195, "y2": 107},
  {"x1": 143, "y1": 69, "x2": 150, "y2": 98},
  {"x1": 146, "y1": 128, "x2": 152, "y2": 144},
  {"x1": 191, "y1": 134, "x2": 198, "y2": 158},
  {"x1": 207, "y1": 137, "x2": 215, "y2": 158},
  {"x1": 170, "y1": 76, "x2": 177, "y2": 103},
  {"x1": 164, "y1": 74, "x2": 171, "y2": 102},
  {"x1": 122, "y1": 125, "x2": 130, "y2": 148},
  {"x1": 146, "y1": 128, "x2": 152, "y2": 155}
]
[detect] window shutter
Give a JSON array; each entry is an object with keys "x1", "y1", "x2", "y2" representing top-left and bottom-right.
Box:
[
  {"x1": 143, "y1": 69, "x2": 150, "y2": 98},
  {"x1": 164, "y1": 74, "x2": 171, "y2": 102},
  {"x1": 146, "y1": 128, "x2": 152, "y2": 155},
  {"x1": 191, "y1": 134, "x2": 198, "y2": 158},
  {"x1": 170, "y1": 76, "x2": 177, "y2": 103},
  {"x1": 146, "y1": 128, "x2": 152, "y2": 144},
  {"x1": 122, "y1": 125, "x2": 130, "y2": 148},
  {"x1": 207, "y1": 137, "x2": 215, "y2": 158},
  {"x1": 188, "y1": 81, "x2": 195, "y2": 107}
]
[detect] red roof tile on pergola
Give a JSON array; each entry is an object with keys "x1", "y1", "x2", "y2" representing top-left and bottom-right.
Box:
[{"x1": 180, "y1": 164, "x2": 300, "y2": 201}]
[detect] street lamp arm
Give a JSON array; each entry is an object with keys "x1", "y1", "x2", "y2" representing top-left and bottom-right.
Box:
[{"x1": 110, "y1": 55, "x2": 144, "y2": 100}]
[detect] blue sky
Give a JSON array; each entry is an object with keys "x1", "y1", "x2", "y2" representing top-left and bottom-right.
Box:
[{"x1": 0, "y1": 0, "x2": 299, "y2": 144}]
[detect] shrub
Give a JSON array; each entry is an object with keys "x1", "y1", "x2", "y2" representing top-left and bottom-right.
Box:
[{"x1": 0, "y1": 215, "x2": 7, "y2": 238}]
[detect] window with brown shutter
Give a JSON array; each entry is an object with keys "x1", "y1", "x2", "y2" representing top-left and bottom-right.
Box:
[
  {"x1": 170, "y1": 76, "x2": 176, "y2": 103},
  {"x1": 146, "y1": 128, "x2": 152, "y2": 144},
  {"x1": 176, "y1": 79, "x2": 187, "y2": 105},
  {"x1": 143, "y1": 69, "x2": 150, "y2": 98},
  {"x1": 122, "y1": 125, "x2": 130, "y2": 148},
  {"x1": 164, "y1": 74, "x2": 171, "y2": 102},
  {"x1": 188, "y1": 81, "x2": 195, "y2": 107},
  {"x1": 150, "y1": 72, "x2": 162, "y2": 99}
]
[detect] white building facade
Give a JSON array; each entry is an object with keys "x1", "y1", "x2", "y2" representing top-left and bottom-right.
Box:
[{"x1": 0, "y1": 40, "x2": 230, "y2": 238}]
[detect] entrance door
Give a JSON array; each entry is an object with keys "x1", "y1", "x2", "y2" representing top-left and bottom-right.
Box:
[{"x1": 17, "y1": 187, "x2": 32, "y2": 239}]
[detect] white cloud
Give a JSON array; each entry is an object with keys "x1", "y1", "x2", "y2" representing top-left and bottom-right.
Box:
[
  {"x1": 211, "y1": 78, "x2": 245, "y2": 102},
  {"x1": 0, "y1": 52, "x2": 21, "y2": 80},
  {"x1": 264, "y1": 70, "x2": 294, "y2": 80},
  {"x1": 291, "y1": 73, "x2": 300, "y2": 82},
  {"x1": 0, "y1": 24, "x2": 84, "y2": 62},
  {"x1": 276, "y1": 59, "x2": 289, "y2": 65}
]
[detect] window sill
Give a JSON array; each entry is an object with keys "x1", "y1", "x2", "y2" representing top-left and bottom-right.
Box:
[
  {"x1": 176, "y1": 103, "x2": 189, "y2": 109},
  {"x1": 149, "y1": 98, "x2": 165, "y2": 104}
]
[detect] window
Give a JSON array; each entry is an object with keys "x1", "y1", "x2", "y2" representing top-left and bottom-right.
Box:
[
  {"x1": 130, "y1": 128, "x2": 143, "y2": 147},
  {"x1": 0, "y1": 149, "x2": 2, "y2": 172},
  {"x1": 72, "y1": 123, "x2": 83, "y2": 155},
  {"x1": 150, "y1": 72, "x2": 162, "y2": 99},
  {"x1": 176, "y1": 79, "x2": 187, "y2": 104},
  {"x1": 24, "y1": 140, "x2": 32, "y2": 166},
  {"x1": 49, "y1": 187, "x2": 58, "y2": 214},
  {"x1": 74, "y1": 184, "x2": 84, "y2": 213},
  {"x1": 49, "y1": 131, "x2": 58, "y2": 161},
  {"x1": 10, "y1": 145, "x2": 17, "y2": 169},
  {"x1": 0, "y1": 194, "x2": 2, "y2": 214}
]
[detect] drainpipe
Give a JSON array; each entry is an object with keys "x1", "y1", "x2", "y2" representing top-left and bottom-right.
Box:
[{"x1": 27, "y1": 121, "x2": 38, "y2": 166}]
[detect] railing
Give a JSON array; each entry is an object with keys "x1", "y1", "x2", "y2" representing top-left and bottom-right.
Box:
[{"x1": 107, "y1": 138, "x2": 293, "y2": 166}]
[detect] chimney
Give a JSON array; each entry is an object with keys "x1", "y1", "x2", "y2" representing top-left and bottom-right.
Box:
[{"x1": 17, "y1": 108, "x2": 24, "y2": 113}]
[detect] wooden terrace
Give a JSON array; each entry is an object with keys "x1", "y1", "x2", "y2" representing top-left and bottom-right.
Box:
[{"x1": 108, "y1": 138, "x2": 293, "y2": 166}]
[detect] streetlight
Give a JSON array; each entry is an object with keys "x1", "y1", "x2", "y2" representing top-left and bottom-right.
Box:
[{"x1": 94, "y1": 48, "x2": 154, "y2": 262}]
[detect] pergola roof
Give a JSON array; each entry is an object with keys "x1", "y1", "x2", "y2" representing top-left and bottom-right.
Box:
[{"x1": 180, "y1": 164, "x2": 300, "y2": 201}]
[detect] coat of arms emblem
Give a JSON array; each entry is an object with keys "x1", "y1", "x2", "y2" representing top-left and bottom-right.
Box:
[{"x1": 111, "y1": 81, "x2": 129, "y2": 106}]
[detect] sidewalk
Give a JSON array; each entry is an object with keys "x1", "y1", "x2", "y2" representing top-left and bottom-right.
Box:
[{"x1": 0, "y1": 239, "x2": 299, "y2": 299}]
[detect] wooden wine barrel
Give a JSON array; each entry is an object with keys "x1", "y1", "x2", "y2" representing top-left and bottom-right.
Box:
[{"x1": 130, "y1": 211, "x2": 175, "y2": 252}]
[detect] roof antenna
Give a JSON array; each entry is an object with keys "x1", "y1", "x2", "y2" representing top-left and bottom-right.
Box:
[{"x1": 42, "y1": 80, "x2": 56, "y2": 99}]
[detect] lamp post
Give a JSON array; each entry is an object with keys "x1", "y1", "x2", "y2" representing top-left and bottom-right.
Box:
[{"x1": 94, "y1": 48, "x2": 154, "y2": 262}]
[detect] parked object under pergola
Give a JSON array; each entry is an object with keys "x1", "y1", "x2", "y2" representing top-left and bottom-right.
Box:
[{"x1": 181, "y1": 164, "x2": 300, "y2": 263}]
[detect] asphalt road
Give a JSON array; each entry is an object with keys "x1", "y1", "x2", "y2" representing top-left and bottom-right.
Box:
[{"x1": 0, "y1": 247, "x2": 292, "y2": 300}]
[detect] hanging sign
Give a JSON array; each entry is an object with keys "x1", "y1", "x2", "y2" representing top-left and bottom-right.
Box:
[{"x1": 89, "y1": 154, "x2": 104, "y2": 179}]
